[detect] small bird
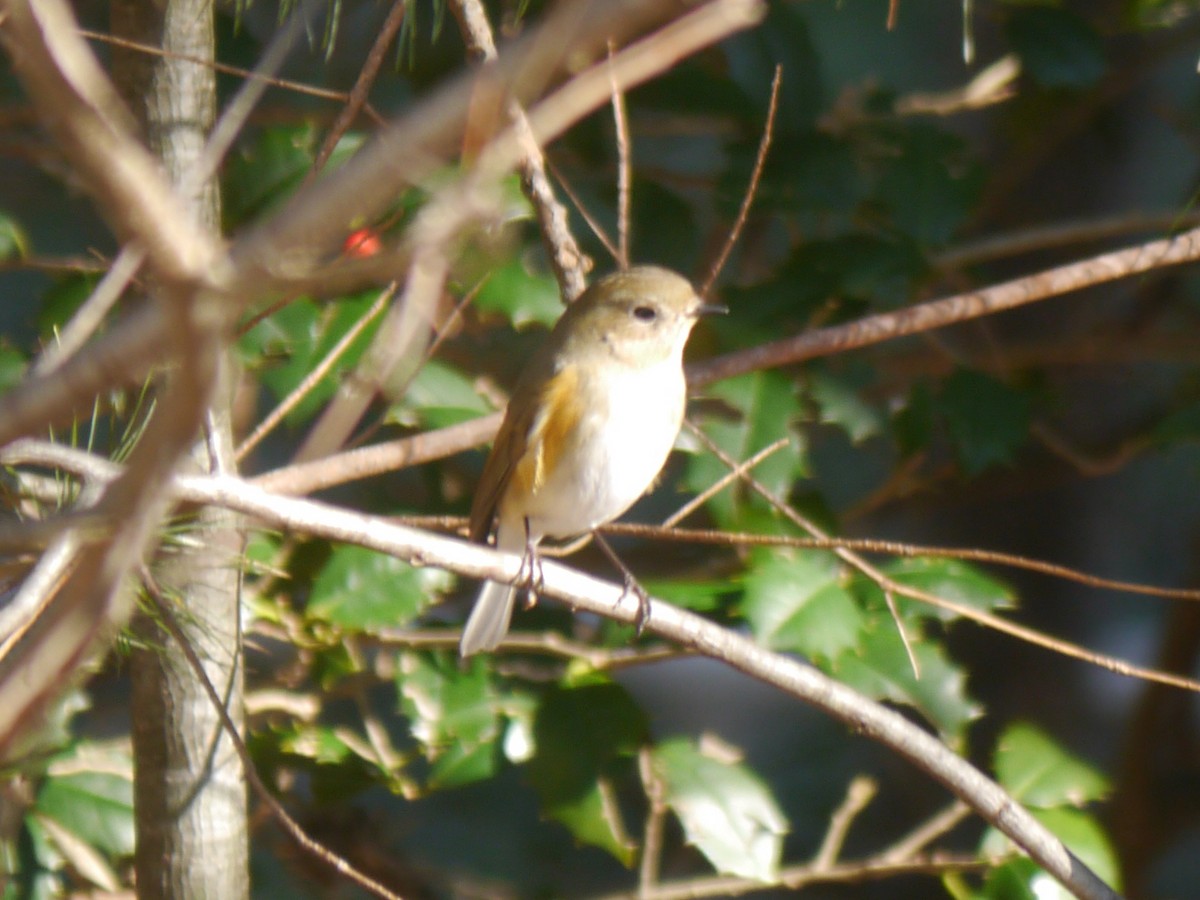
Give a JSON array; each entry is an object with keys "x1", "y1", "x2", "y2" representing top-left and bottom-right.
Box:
[{"x1": 461, "y1": 265, "x2": 726, "y2": 656}]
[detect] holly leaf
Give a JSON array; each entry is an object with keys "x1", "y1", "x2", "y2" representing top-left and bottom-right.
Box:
[
  {"x1": 526, "y1": 680, "x2": 647, "y2": 865},
  {"x1": 742, "y1": 548, "x2": 862, "y2": 663},
  {"x1": 939, "y1": 369, "x2": 1031, "y2": 475},
  {"x1": 473, "y1": 258, "x2": 563, "y2": 328},
  {"x1": 833, "y1": 617, "x2": 981, "y2": 746},
  {"x1": 654, "y1": 737, "x2": 788, "y2": 882},
  {"x1": 994, "y1": 723, "x2": 1109, "y2": 808},
  {"x1": 869, "y1": 556, "x2": 1016, "y2": 622},
  {"x1": 36, "y1": 751, "x2": 134, "y2": 858},
  {"x1": 396, "y1": 652, "x2": 508, "y2": 788},
  {"x1": 389, "y1": 358, "x2": 492, "y2": 429},
  {"x1": 686, "y1": 371, "x2": 805, "y2": 528},
  {"x1": 979, "y1": 810, "x2": 1120, "y2": 897},
  {"x1": 308, "y1": 545, "x2": 451, "y2": 630},
  {"x1": 240, "y1": 293, "x2": 382, "y2": 426}
]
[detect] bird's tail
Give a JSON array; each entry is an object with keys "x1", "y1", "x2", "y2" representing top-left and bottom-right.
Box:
[{"x1": 460, "y1": 525, "x2": 522, "y2": 656}]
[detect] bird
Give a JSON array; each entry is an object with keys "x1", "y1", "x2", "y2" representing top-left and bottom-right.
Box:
[{"x1": 460, "y1": 265, "x2": 726, "y2": 656}]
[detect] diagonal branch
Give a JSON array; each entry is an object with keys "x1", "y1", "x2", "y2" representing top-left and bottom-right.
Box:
[
  {"x1": 690, "y1": 224, "x2": 1200, "y2": 387},
  {"x1": 0, "y1": 443, "x2": 1121, "y2": 900}
]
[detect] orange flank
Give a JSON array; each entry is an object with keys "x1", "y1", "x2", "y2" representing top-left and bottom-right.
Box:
[{"x1": 514, "y1": 365, "x2": 582, "y2": 496}]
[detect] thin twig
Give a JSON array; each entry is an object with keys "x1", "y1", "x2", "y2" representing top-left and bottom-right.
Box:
[
  {"x1": 0, "y1": 448, "x2": 1121, "y2": 898},
  {"x1": 544, "y1": 156, "x2": 622, "y2": 265},
  {"x1": 593, "y1": 853, "x2": 1000, "y2": 900},
  {"x1": 234, "y1": 285, "x2": 393, "y2": 461},
  {"x1": 34, "y1": 244, "x2": 145, "y2": 375},
  {"x1": 601, "y1": 523, "x2": 1200, "y2": 604},
  {"x1": 699, "y1": 64, "x2": 780, "y2": 298},
  {"x1": 450, "y1": 0, "x2": 590, "y2": 300},
  {"x1": 684, "y1": 421, "x2": 1200, "y2": 695},
  {"x1": 661, "y1": 436, "x2": 789, "y2": 528},
  {"x1": 609, "y1": 41, "x2": 632, "y2": 270},
  {"x1": 78, "y1": 28, "x2": 385, "y2": 122},
  {"x1": 638, "y1": 747, "x2": 667, "y2": 895},
  {"x1": 140, "y1": 571, "x2": 403, "y2": 900},
  {"x1": 15, "y1": 438, "x2": 1200, "y2": 610},
  {"x1": 880, "y1": 800, "x2": 971, "y2": 863},
  {"x1": 813, "y1": 776, "x2": 878, "y2": 871},
  {"x1": 688, "y1": 223, "x2": 1200, "y2": 388},
  {"x1": 307, "y1": 0, "x2": 407, "y2": 181}
]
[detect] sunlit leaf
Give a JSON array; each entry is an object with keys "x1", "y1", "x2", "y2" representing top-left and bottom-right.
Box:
[
  {"x1": 389, "y1": 358, "x2": 492, "y2": 429},
  {"x1": 654, "y1": 737, "x2": 788, "y2": 882},
  {"x1": 35, "y1": 762, "x2": 134, "y2": 858},
  {"x1": 309, "y1": 544, "x2": 452, "y2": 629},
  {"x1": 685, "y1": 371, "x2": 805, "y2": 527},
  {"x1": 994, "y1": 723, "x2": 1109, "y2": 808},
  {"x1": 642, "y1": 576, "x2": 739, "y2": 613},
  {"x1": 869, "y1": 556, "x2": 1016, "y2": 622},
  {"x1": 742, "y1": 548, "x2": 862, "y2": 663},
  {"x1": 980, "y1": 809, "x2": 1121, "y2": 896},
  {"x1": 239, "y1": 292, "x2": 383, "y2": 426},
  {"x1": 473, "y1": 257, "x2": 563, "y2": 328},
  {"x1": 834, "y1": 617, "x2": 981, "y2": 745},
  {"x1": 397, "y1": 652, "x2": 506, "y2": 788},
  {"x1": 806, "y1": 363, "x2": 886, "y2": 443}
]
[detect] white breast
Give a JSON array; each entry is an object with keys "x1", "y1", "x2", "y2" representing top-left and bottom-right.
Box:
[{"x1": 525, "y1": 356, "x2": 685, "y2": 540}]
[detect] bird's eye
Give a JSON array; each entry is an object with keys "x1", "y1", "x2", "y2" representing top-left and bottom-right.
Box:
[{"x1": 633, "y1": 305, "x2": 657, "y2": 322}]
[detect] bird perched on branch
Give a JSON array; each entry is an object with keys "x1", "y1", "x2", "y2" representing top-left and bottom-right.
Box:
[{"x1": 461, "y1": 265, "x2": 726, "y2": 656}]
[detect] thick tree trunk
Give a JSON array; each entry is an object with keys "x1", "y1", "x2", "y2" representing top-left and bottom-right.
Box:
[{"x1": 109, "y1": 1, "x2": 250, "y2": 897}]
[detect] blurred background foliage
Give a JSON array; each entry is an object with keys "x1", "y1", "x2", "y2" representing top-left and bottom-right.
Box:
[{"x1": 4, "y1": 0, "x2": 1200, "y2": 897}]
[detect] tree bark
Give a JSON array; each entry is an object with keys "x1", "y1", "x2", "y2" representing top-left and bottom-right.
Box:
[{"x1": 109, "y1": 1, "x2": 250, "y2": 897}]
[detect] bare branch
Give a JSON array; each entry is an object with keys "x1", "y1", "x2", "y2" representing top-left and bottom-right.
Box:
[
  {"x1": 699, "y1": 63, "x2": 780, "y2": 298},
  {"x1": 0, "y1": 445, "x2": 1120, "y2": 899},
  {"x1": 451, "y1": 0, "x2": 590, "y2": 300},
  {"x1": 0, "y1": 0, "x2": 224, "y2": 285},
  {"x1": 688, "y1": 224, "x2": 1200, "y2": 388}
]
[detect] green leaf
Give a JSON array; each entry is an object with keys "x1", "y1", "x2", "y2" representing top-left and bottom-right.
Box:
[
  {"x1": 308, "y1": 545, "x2": 451, "y2": 629},
  {"x1": 980, "y1": 809, "x2": 1121, "y2": 896},
  {"x1": 834, "y1": 617, "x2": 981, "y2": 745},
  {"x1": 223, "y1": 126, "x2": 366, "y2": 224},
  {"x1": 389, "y1": 358, "x2": 492, "y2": 429},
  {"x1": 35, "y1": 758, "x2": 134, "y2": 858},
  {"x1": 396, "y1": 652, "x2": 506, "y2": 788},
  {"x1": 277, "y1": 724, "x2": 355, "y2": 766},
  {"x1": 874, "y1": 557, "x2": 1016, "y2": 622},
  {"x1": 239, "y1": 293, "x2": 383, "y2": 426},
  {"x1": 473, "y1": 257, "x2": 563, "y2": 328},
  {"x1": 873, "y1": 125, "x2": 983, "y2": 248},
  {"x1": 994, "y1": 723, "x2": 1109, "y2": 807},
  {"x1": 939, "y1": 369, "x2": 1031, "y2": 475},
  {"x1": 526, "y1": 680, "x2": 647, "y2": 865},
  {"x1": 806, "y1": 363, "x2": 885, "y2": 443},
  {"x1": 742, "y1": 549, "x2": 862, "y2": 663},
  {"x1": 1007, "y1": 7, "x2": 1106, "y2": 90},
  {"x1": 653, "y1": 738, "x2": 788, "y2": 882},
  {"x1": 685, "y1": 371, "x2": 805, "y2": 528}
]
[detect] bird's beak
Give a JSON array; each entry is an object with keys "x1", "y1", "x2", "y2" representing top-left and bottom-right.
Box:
[{"x1": 694, "y1": 301, "x2": 729, "y2": 317}]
